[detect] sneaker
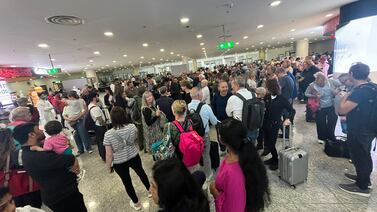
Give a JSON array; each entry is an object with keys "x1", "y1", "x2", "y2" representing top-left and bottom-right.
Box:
[
  {"x1": 344, "y1": 173, "x2": 372, "y2": 189},
  {"x1": 269, "y1": 163, "x2": 278, "y2": 171},
  {"x1": 264, "y1": 158, "x2": 276, "y2": 165},
  {"x1": 88, "y1": 150, "x2": 93, "y2": 154},
  {"x1": 318, "y1": 139, "x2": 325, "y2": 144},
  {"x1": 77, "y1": 169, "x2": 86, "y2": 182},
  {"x1": 338, "y1": 183, "x2": 371, "y2": 197},
  {"x1": 129, "y1": 200, "x2": 142, "y2": 211},
  {"x1": 261, "y1": 149, "x2": 271, "y2": 157}
]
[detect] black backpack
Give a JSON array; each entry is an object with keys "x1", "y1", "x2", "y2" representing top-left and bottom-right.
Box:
[
  {"x1": 131, "y1": 97, "x2": 142, "y2": 123},
  {"x1": 359, "y1": 83, "x2": 377, "y2": 135},
  {"x1": 84, "y1": 106, "x2": 96, "y2": 131},
  {"x1": 187, "y1": 103, "x2": 205, "y2": 137},
  {"x1": 235, "y1": 92, "x2": 265, "y2": 131}
]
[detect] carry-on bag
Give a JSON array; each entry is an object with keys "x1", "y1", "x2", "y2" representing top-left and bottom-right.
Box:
[{"x1": 278, "y1": 125, "x2": 308, "y2": 188}]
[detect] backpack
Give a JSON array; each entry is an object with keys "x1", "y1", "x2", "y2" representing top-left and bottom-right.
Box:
[
  {"x1": 84, "y1": 106, "x2": 96, "y2": 131},
  {"x1": 173, "y1": 120, "x2": 204, "y2": 167},
  {"x1": 359, "y1": 83, "x2": 377, "y2": 135},
  {"x1": 131, "y1": 97, "x2": 142, "y2": 123},
  {"x1": 186, "y1": 103, "x2": 205, "y2": 137},
  {"x1": 235, "y1": 92, "x2": 265, "y2": 131}
]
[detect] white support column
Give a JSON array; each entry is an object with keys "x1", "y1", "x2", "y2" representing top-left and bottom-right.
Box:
[{"x1": 295, "y1": 39, "x2": 309, "y2": 58}]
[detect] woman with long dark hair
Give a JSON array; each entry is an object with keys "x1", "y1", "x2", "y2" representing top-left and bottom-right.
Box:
[
  {"x1": 210, "y1": 118, "x2": 270, "y2": 212},
  {"x1": 150, "y1": 158, "x2": 209, "y2": 212}
]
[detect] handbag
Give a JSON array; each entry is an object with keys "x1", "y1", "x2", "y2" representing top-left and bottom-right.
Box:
[
  {"x1": 151, "y1": 123, "x2": 175, "y2": 161},
  {"x1": 0, "y1": 151, "x2": 40, "y2": 197}
]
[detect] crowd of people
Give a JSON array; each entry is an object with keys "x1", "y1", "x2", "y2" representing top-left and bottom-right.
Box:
[{"x1": 1, "y1": 53, "x2": 376, "y2": 211}]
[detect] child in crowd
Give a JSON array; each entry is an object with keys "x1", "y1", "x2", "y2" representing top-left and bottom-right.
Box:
[{"x1": 31, "y1": 120, "x2": 85, "y2": 181}]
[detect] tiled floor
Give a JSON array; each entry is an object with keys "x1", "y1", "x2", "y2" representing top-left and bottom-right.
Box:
[{"x1": 44, "y1": 103, "x2": 377, "y2": 211}]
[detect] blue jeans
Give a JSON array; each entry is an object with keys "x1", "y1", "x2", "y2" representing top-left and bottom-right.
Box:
[
  {"x1": 73, "y1": 119, "x2": 91, "y2": 153},
  {"x1": 247, "y1": 129, "x2": 259, "y2": 145}
]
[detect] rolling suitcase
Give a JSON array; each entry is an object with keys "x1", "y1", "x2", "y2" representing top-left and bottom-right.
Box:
[{"x1": 278, "y1": 125, "x2": 308, "y2": 188}]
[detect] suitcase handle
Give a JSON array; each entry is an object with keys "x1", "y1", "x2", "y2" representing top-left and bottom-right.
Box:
[{"x1": 282, "y1": 124, "x2": 293, "y2": 149}]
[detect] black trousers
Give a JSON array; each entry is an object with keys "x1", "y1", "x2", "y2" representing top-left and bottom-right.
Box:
[
  {"x1": 94, "y1": 125, "x2": 106, "y2": 161},
  {"x1": 263, "y1": 120, "x2": 280, "y2": 162},
  {"x1": 315, "y1": 106, "x2": 337, "y2": 141},
  {"x1": 14, "y1": 191, "x2": 42, "y2": 208},
  {"x1": 113, "y1": 155, "x2": 150, "y2": 203},
  {"x1": 347, "y1": 132, "x2": 376, "y2": 190},
  {"x1": 48, "y1": 189, "x2": 87, "y2": 212}
]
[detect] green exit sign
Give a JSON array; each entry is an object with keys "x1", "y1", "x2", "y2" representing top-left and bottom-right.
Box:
[
  {"x1": 217, "y1": 41, "x2": 235, "y2": 50},
  {"x1": 47, "y1": 68, "x2": 60, "y2": 75}
]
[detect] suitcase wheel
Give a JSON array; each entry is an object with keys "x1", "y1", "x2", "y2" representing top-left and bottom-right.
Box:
[{"x1": 290, "y1": 185, "x2": 296, "y2": 189}]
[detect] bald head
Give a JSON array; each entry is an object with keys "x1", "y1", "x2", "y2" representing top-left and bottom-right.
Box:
[
  {"x1": 190, "y1": 87, "x2": 202, "y2": 100},
  {"x1": 218, "y1": 81, "x2": 229, "y2": 96}
]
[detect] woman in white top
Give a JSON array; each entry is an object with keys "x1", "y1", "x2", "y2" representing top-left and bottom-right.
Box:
[{"x1": 103, "y1": 106, "x2": 150, "y2": 211}]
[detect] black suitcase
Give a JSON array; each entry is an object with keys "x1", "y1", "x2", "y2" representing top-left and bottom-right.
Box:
[
  {"x1": 210, "y1": 141, "x2": 220, "y2": 170},
  {"x1": 324, "y1": 136, "x2": 350, "y2": 158}
]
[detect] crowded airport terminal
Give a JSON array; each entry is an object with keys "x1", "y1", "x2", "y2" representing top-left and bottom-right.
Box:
[{"x1": 1, "y1": 0, "x2": 377, "y2": 211}]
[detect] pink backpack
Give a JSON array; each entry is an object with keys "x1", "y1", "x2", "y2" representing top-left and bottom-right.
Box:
[{"x1": 173, "y1": 120, "x2": 204, "y2": 167}]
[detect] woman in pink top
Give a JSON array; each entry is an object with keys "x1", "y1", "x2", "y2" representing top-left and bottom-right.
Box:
[
  {"x1": 43, "y1": 120, "x2": 72, "y2": 155},
  {"x1": 210, "y1": 118, "x2": 270, "y2": 212}
]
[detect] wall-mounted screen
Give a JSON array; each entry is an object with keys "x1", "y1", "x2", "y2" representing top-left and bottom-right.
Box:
[{"x1": 334, "y1": 15, "x2": 377, "y2": 73}]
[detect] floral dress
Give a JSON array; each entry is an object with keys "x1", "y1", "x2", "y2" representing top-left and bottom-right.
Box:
[{"x1": 141, "y1": 106, "x2": 163, "y2": 153}]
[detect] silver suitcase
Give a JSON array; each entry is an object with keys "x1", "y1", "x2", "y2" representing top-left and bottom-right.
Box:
[{"x1": 278, "y1": 125, "x2": 308, "y2": 188}]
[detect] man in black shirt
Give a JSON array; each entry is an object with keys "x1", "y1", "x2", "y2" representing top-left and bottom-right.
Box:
[
  {"x1": 338, "y1": 63, "x2": 376, "y2": 197},
  {"x1": 156, "y1": 86, "x2": 174, "y2": 122},
  {"x1": 12, "y1": 123, "x2": 87, "y2": 212}
]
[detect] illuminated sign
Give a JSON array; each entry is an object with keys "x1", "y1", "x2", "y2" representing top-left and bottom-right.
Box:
[{"x1": 0, "y1": 81, "x2": 12, "y2": 105}]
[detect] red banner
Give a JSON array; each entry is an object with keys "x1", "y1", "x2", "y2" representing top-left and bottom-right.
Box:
[
  {"x1": 0, "y1": 67, "x2": 33, "y2": 78},
  {"x1": 323, "y1": 15, "x2": 340, "y2": 36}
]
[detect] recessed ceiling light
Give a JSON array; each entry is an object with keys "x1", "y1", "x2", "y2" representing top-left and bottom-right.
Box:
[
  {"x1": 152, "y1": 58, "x2": 155, "y2": 60},
  {"x1": 252, "y1": 45, "x2": 255, "y2": 47},
  {"x1": 180, "y1": 17, "x2": 190, "y2": 24},
  {"x1": 140, "y1": 56, "x2": 144, "y2": 59},
  {"x1": 196, "y1": 34, "x2": 203, "y2": 38},
  {"x1": 86, "y1": 64, "x2": 90, "y2": 67},
  {"x1": 177, "y1": 54, "x2": 180, "y2": 56},
  {"x1": 38, "y1": 43, "x2": 49, "y2": 48},
  {"x1": 259, "y1": 41, "x2": 264, "y2": 45},
  {"x1": 104, "y1": 31, "x2": 114, "y2": 37},
  {"x1": 106, "y1": 64, "x2": 109, "y2": 67},
  {"x1": 269, "y1": 1, "x2": 281, "y2": 7},
  {"x1": 245, "y1": 48, "x2": 249, "y2": 50},
  {"x1": 314, "y1": 38, "x2": 318, "y2": 41},
  {"x1": 325, "y1": 13, "x2": 333, "y2": 17},
  {"x1": 160, "y1": 58, "x2": 163, "y2": 61},
  {"x1": 243, "y1": 36, "x2": 249, "y2": 39},
  {"x1": 290, "y1": 37, "x2": 295, "y2": 40},
  {"x1": 160, "y1": 48, "x2": 165, "y2": 52},
  {"x1": 84, "y1": 67, "x2": 88, "y2": 70},
  {"x1": 202, "y1": 47, "x2": 206, "y2": 50},
  {"x1": 89, "y1": 59, "x2": 94, "y2": 62},
  {"x1": 10, "y1": 65, "x2": 16, "y2": 67},
  {"x1": 200, "y1": 42, "x2": 205, "y2": 46},
  {"x1": 112, "y1": 60, "x2": 117, "y2": 63},
  {"x1": 51, "y1": 58, "x2": 56, "y2": 61},
  {"x1": 257, "y1": 24, "x2": 264, "y2": 29},
  {"x1": 123, "y1": 54, "x2": 128, "y2": 57},
  {"x1": 290, "y1": 41, "x2": 294, "y2": 43},
  {"x1": 170, "y1": 52, "x2": 174, "y2": 55},
  {"x1": 290, "y1": 28, "x2": 296, "y2": 32},
  {"x1": 235, "y1": 42, "x2": 240, "y2": 45},
  {"x1": 128, "y1": 61, "x2": 132, "y2": 63},
  {"x1": 277, "y1": 41, "x2": 281, "y2": 44},
  {"x1": 93, "y1": 51, "x2": 100, "y2": 55}
]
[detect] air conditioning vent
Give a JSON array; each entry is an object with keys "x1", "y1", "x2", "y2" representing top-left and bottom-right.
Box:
[{"x1": 45, "y1": 15, "x2": 84, "y2": 26}]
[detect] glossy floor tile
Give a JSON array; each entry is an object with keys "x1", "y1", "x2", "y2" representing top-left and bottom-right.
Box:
[{"x1": 42, "y1": 103, "x2": 377, "y2": 211}]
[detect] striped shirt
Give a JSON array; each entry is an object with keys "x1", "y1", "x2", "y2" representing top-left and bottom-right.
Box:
[{"x1": 103, "y1": 124, "x2": 138, "y2": 164}]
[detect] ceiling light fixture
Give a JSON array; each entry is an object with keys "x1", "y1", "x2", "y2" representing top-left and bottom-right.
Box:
[
  {"x1": 180, "y1": 17, "x2": 190, "y2": 24},
  {"x1": 112, "y1": 60, "x2": 116, "y2": 63},
  {"x1": 243, "y1": 36, "x2": 248, "y2": 39},
  {"x1": 10, "y1": 65, "x2": 16, "y2": 67},
  {"x1": 202, "y1": 47, "x2": 205, "y2": 50},
  {"x1": 89, "y1": 59, "x2": 94, "y2": 62},
  {"x1": 93, "y1": 51, "x2": 100, "y2": 55},
  {"x1": 196, "y1": 34, "x2": 202, "y2": 38},
  {"x1": 252, "y1": 45, "x2": 255, "y2": 48},
  {"x1": 177, "y1": 54, "x2": 180, "y2": 56},
  {"x1": 259, "y1": 41, "x2": 264, "y2": 45},
  {"x1": 290, "y1": 28, "x2": 296, "y2": 32},
  {"x1": 235, "y1": 42, "x2": 240, "y2": 45},
  {"x1": 140, "y1": 56, "x2": 144, "y2": 59},
  {"x1": 200, "y1": 42, "x2": 205, "y2": 46},
  {"x1": 325, "y1": 13, "x2": 333, "y2": 17},
  {"x1": 51, "y1": 58, "x2": 56, "y2": 61},
  {"x1": 272, "y1": 37, "x2": 276, "y2": 40},
  {"x1": 38, "y1": 43, "x2": 49, "y2": 48},
  {"x1": 170, "y1": 52, "x2": 174, "y2": 55},
  {"x1": 290, "y1": 37, "x2": 295, "y2": 40},
  {"x1": 152, "y1": 58, "x2": 155, "y2": 60},
  {"x1": 106, "y1": 64, "x2": 109, "y2": 67},
  {"x1": 142, "y1": 43, "x2": 149, "y2": 47},
  {"x1": 104, "y1": 31, "x2": 114, "y2": 37},
  {"x1": 122, "y1": 54, "x2": 127, "y2": 58},
  {"x1": 257, "y1": 24, "x2": 264, "y2": 29},
  {"x1": 245, "y1": 48, "x2": 249, "y2": 50},
  {"x1": 269, "y1": 1, "x2": 281, "y2": 7}
]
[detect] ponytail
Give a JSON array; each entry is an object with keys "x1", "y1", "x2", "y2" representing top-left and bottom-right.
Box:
[{"x1": 238, "y1": 141, "x2": 271, "y2": 212}]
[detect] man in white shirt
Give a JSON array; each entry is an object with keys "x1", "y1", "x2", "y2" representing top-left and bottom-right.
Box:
[
  {"x1": 201, "y1": 79, "x2": 211, "y2": 105},
  {"x1": 226, "y1": 75, "x2": 258, "y2": 142},
  {"x1": 88, "y1": 92, "x2": 106, "y2": 161}
]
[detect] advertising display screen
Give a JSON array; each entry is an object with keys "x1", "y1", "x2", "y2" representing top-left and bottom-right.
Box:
[
  {"x1": 334, "y1": 15, "x2": 377, "y2": 73},
  {"x1": 0, "y1": 81, "x2": 13, "y2": 105}
]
